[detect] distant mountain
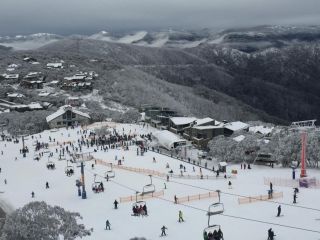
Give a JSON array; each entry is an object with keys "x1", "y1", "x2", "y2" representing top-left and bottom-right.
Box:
[
  {"x1": 0, "y1": 33, "x2": 63, "y2": 50},
  {"x1": 2, "y1": 25, "x2": 320, "y2": 123}
]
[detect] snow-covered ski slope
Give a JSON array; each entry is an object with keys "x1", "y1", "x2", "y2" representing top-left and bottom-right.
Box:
[{"x1": 0, "y1": 122, "x2": 319, "y2": 240}]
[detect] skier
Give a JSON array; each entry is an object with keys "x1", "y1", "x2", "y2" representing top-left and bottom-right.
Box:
[
  {"x1": 153, "y1": 157, "x2": 156, "y2": 163},
  {"x1": 164, "y1": 183, "x2": 167, "y2": 189},
  {"x1": 293, "y1": 192, "x2": 297, "y2": 204},
  {"x1": 114, "y1": 200, "x2": 119, "y2": 209},
  {"x1": 166, "y1": 175, "x2": 170, "y2": 182},
  {"x1": 268, "y1": 228, "x2": 275, "y2": 240},
  {"x1": 105, "y1": 220, "x2": 111, "y2": 230},
  {"x1": 31, "y1": 191, "x2": 35, "y2": 198},
  {"x1": 46, "y1": 182, "x2": 49, "y2": 189},
  {"x1": 228, "y1": 181, "x2": 232, "y2": 189},
  {"x1": 174, "y1": 195, "x2": 178, "y2": 204},
  {"x1": 178, "y1": 210, "x2": 184, "y2": 222},
  {"x1": 160, "y1": 225, "x2": 167, "y2": 236},
  {"x1": 277, "y1": 205, "x2": 281, "y2": 217}
]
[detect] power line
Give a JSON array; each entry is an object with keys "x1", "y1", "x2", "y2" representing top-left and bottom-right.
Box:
[
  {"x1": 151, "y1": 175, "x2": 320, "y2": 212},
  {"x1": 84, "y1": 166, "x2": 320, "y2": 234},
  {"x1": 107, "y1": 176, "x2": 320, "y2": 235}
]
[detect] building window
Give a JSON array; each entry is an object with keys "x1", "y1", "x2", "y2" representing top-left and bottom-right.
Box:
[
  {"x1": 72, "y1": 113, "x2": 76, "y2": 118},
  {"x1": 63, "y1": 113, "x2": 66, "y2": 119},
  {"x1": 63, "y1": 121, "x2": 66, "y2": 125},
  {"x1": 57, "y1": 122, "x2": 61, "y2": 125}
]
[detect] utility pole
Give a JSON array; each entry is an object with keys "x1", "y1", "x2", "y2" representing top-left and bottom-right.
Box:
[
  {"x1": 81, "y1": 161, "x2": 87, "y2": 199},
  {"x1": 300, "y1": 132, "x2": 307, "y2": 178}
]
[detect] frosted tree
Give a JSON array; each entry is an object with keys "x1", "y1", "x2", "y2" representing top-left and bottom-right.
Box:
[
  {"x1": 208, "y1": 136, "x2": 237, "y2": 162},
  {"x1": 1, "y1": 201, "x2": 92, "y2": 240}
]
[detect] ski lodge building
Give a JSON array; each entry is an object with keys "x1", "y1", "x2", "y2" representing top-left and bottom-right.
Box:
[{"x1": 46, "y1": 105, "x2": 90, "y2": 128}]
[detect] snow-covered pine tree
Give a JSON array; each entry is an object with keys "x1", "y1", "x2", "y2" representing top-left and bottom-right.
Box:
[{"x1": 0, "y1": 201, "x2": 92, "y2": 240}]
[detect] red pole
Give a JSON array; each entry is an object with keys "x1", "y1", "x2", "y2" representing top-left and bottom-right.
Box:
[{"x1": 300, "y1": 132, "x2": 307, "y2": 178}]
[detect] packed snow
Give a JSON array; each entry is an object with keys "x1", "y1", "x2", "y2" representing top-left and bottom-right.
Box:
[{"x1": 0, "y1": 122, "x2": 319, "y2": 240}]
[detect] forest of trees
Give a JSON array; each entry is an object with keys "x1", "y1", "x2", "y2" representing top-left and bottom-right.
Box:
[{"x1": 208, "y1": 128, "x2": 320, "y2": 168}]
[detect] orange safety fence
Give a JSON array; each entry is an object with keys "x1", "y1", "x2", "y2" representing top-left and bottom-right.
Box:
[
  {"x1": 94, "y1": 159, "x2": 166, "y2": 177},
  {"x1": 120, "y1": 190, "x2": 164, "y2": 203},
  {"x1": 238, "y1": 192, "x2": 283, "y2": 205},
  {"x1": 176, "y1": 192, "x2": 218, "y2": 204},
  {"x1": 170, "y1": 174, "x2": 236, "y2": 180}
]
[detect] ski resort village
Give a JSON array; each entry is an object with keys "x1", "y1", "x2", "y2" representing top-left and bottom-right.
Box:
[
  {"x1": 0, "y1": 33, "x2": 320, "y2": 240},
  {"x1": 0, "y1": 91, "x2": 320, "y2": 239}
]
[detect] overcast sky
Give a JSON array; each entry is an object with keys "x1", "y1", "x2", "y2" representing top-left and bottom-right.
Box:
[{"x1": 1, "y1": 0, "x2": 320, "y2": 36}]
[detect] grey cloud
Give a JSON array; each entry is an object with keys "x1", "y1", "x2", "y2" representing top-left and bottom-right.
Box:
[{"x1": 0, "y1": 0, "x2": 319, "y2": 35}]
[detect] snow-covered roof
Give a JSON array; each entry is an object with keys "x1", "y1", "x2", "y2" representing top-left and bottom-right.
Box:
[
  {"x1": 38, "y1": 92, "x2": 51, "y2": 97},
  {"x1": 224, "y1": 121, "x2": 249, "y2": 132},
  {"x1": 233, "y1": 135, "x2": 245, "y2": 142},
  {"x1": 46, "y1": 105, "x2": 90, "y2": 122},
  {"x1": 28, "y1": 102, "x2": 43, "y2": 109},
  {"x1": 249, "y1": 126, "x2": 274, "y2": 135},
  {"x1": 195, "y1": 117, "x2": 214, "y2": 126},
  {"x1": 3, "y1": 73, "x2": 19, "y2": 79},
  {"x1": 7, "y1": 93, "x2": 25, "y2": 98},
  {"x1": 153, "y1": 130, "x2": 186, "y2": 150},
  {"x1": 8, "y1": 64, "x2": 19, "y2": 68},
  {"x1": 219, "y1": 161, "x2": 228, "y2": 167},
  {"x1": 193, "y1": 125, "x2": 224, "y2": 130},
  {"x1": 50, "y1": 80, "x2": 59, "y2": 84},
  {"x1": 47, "y1": 63, "x2": 63, "y2": 68},
  {"x1": 170, "y1": 117, "x2": 197, "y2": 126}
]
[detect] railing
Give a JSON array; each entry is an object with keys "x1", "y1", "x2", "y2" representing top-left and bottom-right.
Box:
[
  {"x1": 238, "y1": 192, "x2": 283, "y2": 205},
  {"x1": 176, "y1": 192, "x2": 219, "y2": 204}
]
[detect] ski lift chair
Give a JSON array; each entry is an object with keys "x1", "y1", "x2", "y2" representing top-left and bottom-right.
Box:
[
  {"x1": 92, "y1": 174, "x2": 104, "y2": 193},
  {"x1": 46, "y1": 161, "x2": 55, "y2": 170},
  {"x1": 105, "y1": 164, "x2": 115, "y2": 179},
  {"x1": 142, "y1": 175, "x2": 155, "y2": 195},
  {"x1": 142, "y1": 184, "x2": 155, "y2": 195},
  {"x1": 132, "y1": 201, "x2": 147, "y2": 216}
]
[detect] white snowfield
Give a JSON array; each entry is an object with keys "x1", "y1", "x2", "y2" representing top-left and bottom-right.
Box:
[{"x1": 0, "y1": 122, "x2": 319, "y2": 240}]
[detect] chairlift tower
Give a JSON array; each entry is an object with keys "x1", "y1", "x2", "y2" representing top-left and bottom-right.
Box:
[
  {"x1": 289, "y1": 120, "x2": 317, "y2": 178},
  {"x1": 18, "y1": 134, "x2": 29, "y2": 158},
  {"x1": 71, "y1": 152, "x2": 92, "y2": 199}
]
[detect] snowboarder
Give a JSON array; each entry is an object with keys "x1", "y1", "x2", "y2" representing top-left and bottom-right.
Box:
[
  {"x1": 178, "y1": 210, "x2": 184, "y2": 222},
  {"x1": 114, "y1": 200, "x2": 118, "y2": 209},
  {"x1": 105, "y1": 220, "x2": 111, "y2": 230},
  {"x1": 293, "y1": 192, "x2": 297, "y2": 204},
  {"x1": 268, "y1": 228, "x2": 275, "y2": 240},
  {"x1": 277, "y1": 205, "x2": 281, "y2": 217},
  {"x1": 46, "y1": 182, "x2": 49, "y2": 189},
  {"x1": 161, "y1": 225, "x2": 167, "y2": 236},
  {"x1": 31, "y1": 191, "x2": 35, "y2": 198}
]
